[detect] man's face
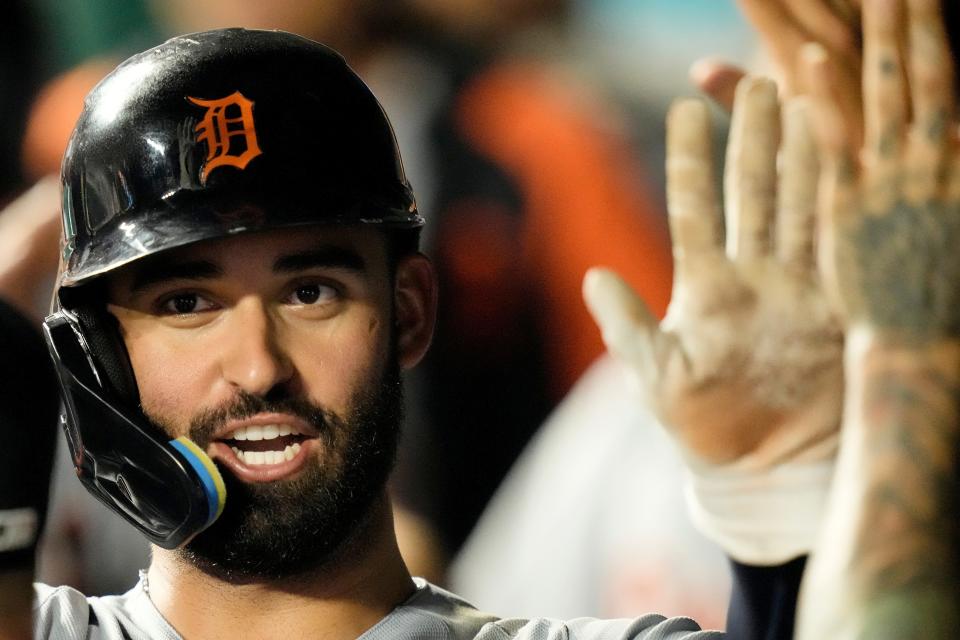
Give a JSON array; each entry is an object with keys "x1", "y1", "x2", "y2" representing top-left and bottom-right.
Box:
[{"x1": 106, "y1": 226, "x2": 409, "y2": 579}]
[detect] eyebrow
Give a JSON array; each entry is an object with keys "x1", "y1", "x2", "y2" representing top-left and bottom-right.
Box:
[
  {"x1": 129, "y1": 260, "x2": 223, "y2": 293},
  {"x1": 272, "y1": 247, "x2": 366, "y2": 274},
  {"x1": 128, "y1": 247, "x2": 367, "y2": 293}
]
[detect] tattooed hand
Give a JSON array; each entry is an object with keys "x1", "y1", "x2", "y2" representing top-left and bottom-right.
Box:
[
  {"x1": 797, "y1": 0, "x2": 960, "y2": 637},
  {"x1": 807, "y1": 0, "x2": 960, "y2": 340}
]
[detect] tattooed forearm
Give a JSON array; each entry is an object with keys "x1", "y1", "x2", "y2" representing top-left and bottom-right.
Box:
[
  {"x1": 825, "y1": 338, "x2": 960, "y2": 638},
  {"x1": 797, "y1": 0, "x2": 960, "y2": 637}
]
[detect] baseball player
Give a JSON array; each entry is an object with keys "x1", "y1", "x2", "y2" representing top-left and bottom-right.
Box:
[{"x1": 1, "y1": 0, "x2": 957, "y2": 637}]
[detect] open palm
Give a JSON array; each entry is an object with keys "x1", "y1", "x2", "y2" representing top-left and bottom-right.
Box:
[{"x1": 585, "y1": 78, "x2": 843, "y2": 471}]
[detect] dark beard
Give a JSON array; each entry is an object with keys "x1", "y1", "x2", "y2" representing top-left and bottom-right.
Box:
[{"x1": 164, "y1": 359, "x2": 403, "y2": 582}]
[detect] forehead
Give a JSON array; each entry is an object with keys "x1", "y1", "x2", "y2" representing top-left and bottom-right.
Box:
[{"x1": 152, "y1": 225, "x2": 384, "y2": 261}]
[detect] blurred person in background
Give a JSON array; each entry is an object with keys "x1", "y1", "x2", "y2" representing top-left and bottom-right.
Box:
[{"x1": 385, "y1": 0, "x2": 674, "y2": 561}]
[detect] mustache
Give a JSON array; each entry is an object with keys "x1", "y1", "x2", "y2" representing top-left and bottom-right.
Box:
[{"x1": 187, "y1": 391, "x2": 334, "y2": 448}]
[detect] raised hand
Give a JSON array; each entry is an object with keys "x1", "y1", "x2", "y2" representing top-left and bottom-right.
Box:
[
  {"x1": 584, "y1": 77, "x2": 843, "y2": 563},
  {"x1": 586, "y1": 77, "x2": 841, "y2": 468},
  {"x1": 797, "y1": 0, "x2": 960, "y2": 637}
]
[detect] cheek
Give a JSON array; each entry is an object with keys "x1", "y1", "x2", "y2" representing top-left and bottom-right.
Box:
[
  {"x1": 293, "y1": 309, "x2": 391, "y2": 408},
  {"x1": 122, "y1": 326, "x2": 215, "y2": 433}
]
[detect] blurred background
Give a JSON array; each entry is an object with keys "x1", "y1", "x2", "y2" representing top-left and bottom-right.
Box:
[{"x1": 3, "y1": 0, "x2": 759, "y2": 629}]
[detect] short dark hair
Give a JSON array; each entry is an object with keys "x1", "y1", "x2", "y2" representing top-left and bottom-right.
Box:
[{"x1": 384, "y1": 227, "x2": 423, "y2": 271}]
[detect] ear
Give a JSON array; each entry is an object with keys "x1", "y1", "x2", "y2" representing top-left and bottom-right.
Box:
[{"x1": 393, "y1": 253, "x2": 437, "y2": 370}]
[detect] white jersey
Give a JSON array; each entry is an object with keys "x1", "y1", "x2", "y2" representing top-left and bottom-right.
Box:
[{"x1": 34, "y1": 578, "x2": 722, "y2": 639}]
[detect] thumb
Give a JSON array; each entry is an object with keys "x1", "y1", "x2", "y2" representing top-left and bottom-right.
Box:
[{"x1": 583, "y1": 267, "x2": 660, "y2": 367}]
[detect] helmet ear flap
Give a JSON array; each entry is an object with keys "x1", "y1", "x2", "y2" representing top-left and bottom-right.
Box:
[{"x1": 71, "y1": 305, "x2": 139, "y2": 405}]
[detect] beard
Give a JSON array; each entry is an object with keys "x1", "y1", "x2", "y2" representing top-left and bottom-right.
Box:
[{"x1": 154, "y1": 357, "x2": 403, "y2": 582}]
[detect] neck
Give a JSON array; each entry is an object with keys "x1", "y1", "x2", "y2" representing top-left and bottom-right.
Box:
[{"x1": 146, "y1": 493, "x2": 414, "y2": 640}]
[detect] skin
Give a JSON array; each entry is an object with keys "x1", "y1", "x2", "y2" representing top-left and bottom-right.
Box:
[
  {"x1": 693, "y1": 0, "x2": 865, "y2": 149},
  {"x1": 797, "y1": 0, "x2": 960, "y2": 637},
  {"x1": 585, "y1": 79, "x2": 843, "y2": 469},
  {"x1": 0, "y1": 176, "x2": 61, "y2": 321},
  {"x1": 103, "y1": 225, "x2": 437, "y2": 640}
]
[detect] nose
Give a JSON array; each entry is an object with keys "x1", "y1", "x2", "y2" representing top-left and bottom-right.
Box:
[{"x1": 219, "y1": 296, "x2": 294, "y2": 396}]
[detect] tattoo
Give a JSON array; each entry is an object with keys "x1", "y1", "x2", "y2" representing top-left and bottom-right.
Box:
[
  {"x1": 878, "y1": 128, "x2": 898, "y2": 158},
  {"x1": 837, "y1": 155, "x2": 857, "y2": 185},
  {"x1": 849, "y1": 198, "x2": 960, "y2": 339},
  {"x1": 849, "y1": 364, "x2": 960, "y2": 637},
  {"x1": 880, "y1": 56, "x2": 899, "y2": 77},
  {"x1": 928, "y1": 109, "x2": 949, "y2": 143}
]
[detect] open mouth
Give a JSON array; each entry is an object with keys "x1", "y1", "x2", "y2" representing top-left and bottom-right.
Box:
[
  {"x1": 208, "y1": 419, "x2": 320, "y2": 482},
  {"x1": 220, "y1": 424, "x2": 312, "y2": 466}
]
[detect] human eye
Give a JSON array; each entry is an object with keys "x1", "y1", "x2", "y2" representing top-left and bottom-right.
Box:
[
  {"x1": 157, "y1": 292, "x2": 217, "y2": 315},
  {"x1": 285, "y1": 282, "x2": 339, "y2": 306}
]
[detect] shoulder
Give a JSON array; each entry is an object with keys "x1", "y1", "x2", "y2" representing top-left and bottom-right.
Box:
[
  {"x1": 363, "y1": 580, "x2": 723, "y2": 640},
  {"x1": 34, "y1": 583, "x2": 92, "y2": 638},
  {"x1": 33, "y1": 581, "x2": 179, "y2": 640}
]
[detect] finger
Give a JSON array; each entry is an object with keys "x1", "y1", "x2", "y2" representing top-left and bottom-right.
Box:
[
  {"x1": 825, "y1": 0, "x2": 861, "y2": 25},
  {"x1": 583, "y1": 267, "x2": 661, "y2": 376},
  {"x1": 862, "y1": 0, "x2": 908, "y2": 180},
  {"x1": 783, "y1": 0, "x2": 862, "y2": 61},
  {"x1": 776, "y1": 98, "x2": 820, "y2": 273},
  {"x1": 804, "y1": 43, "x2": 859, "y2": 304},
  {"x1": 903, "y1": 0, "x2": 956, "y2": 202},
  {"x1": 826, "y1": 52, "x2": 866, "y2": 153},
  {"x1": 804, "y1": 44, "x2": 859, "y2": 215},
  {"x1": 666, "y1": 98, "x2": 723, "y2": 271},
  {"x1": 737, "y1": 0, "x2": 810, "y2": 94},
  {"x1": 724, "y1": 77, "x2": 780, "y2": 262},
  {"x1": 690, "y1": 59, "x2": 746, "y2": 113}
]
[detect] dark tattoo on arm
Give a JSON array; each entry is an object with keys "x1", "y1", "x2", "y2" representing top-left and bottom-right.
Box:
[
  {"x1": 880, "y1": 56, "x2": 899, "y2": 77},
  {"x1": 848, "y1": 198, "x2": 960, "y2": 339},
  {"x1": 927, "y1": 109, "x2": 949, "y2": 142},
  {"x1": 849, "y1": 363, "x2": 960, "y2": 638}
]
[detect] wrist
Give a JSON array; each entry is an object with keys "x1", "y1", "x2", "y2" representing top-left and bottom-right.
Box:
[
  {"x1": 684, "y1": 437, "x2": 837, "y2": 565},
  {"x1": 845, "y1": 325, "x2": 960, "y2": 371},
  {"x1": 845, "y1": 324, "x2": 960, "y2": 392}
]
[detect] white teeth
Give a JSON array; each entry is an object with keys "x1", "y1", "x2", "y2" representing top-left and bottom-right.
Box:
[
  {"x1": 232, "y1": 443, "x2": 303, "y2": 466},
  {"x1": 227, "y1": 424, "x2": 304, "y2": 442}
]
